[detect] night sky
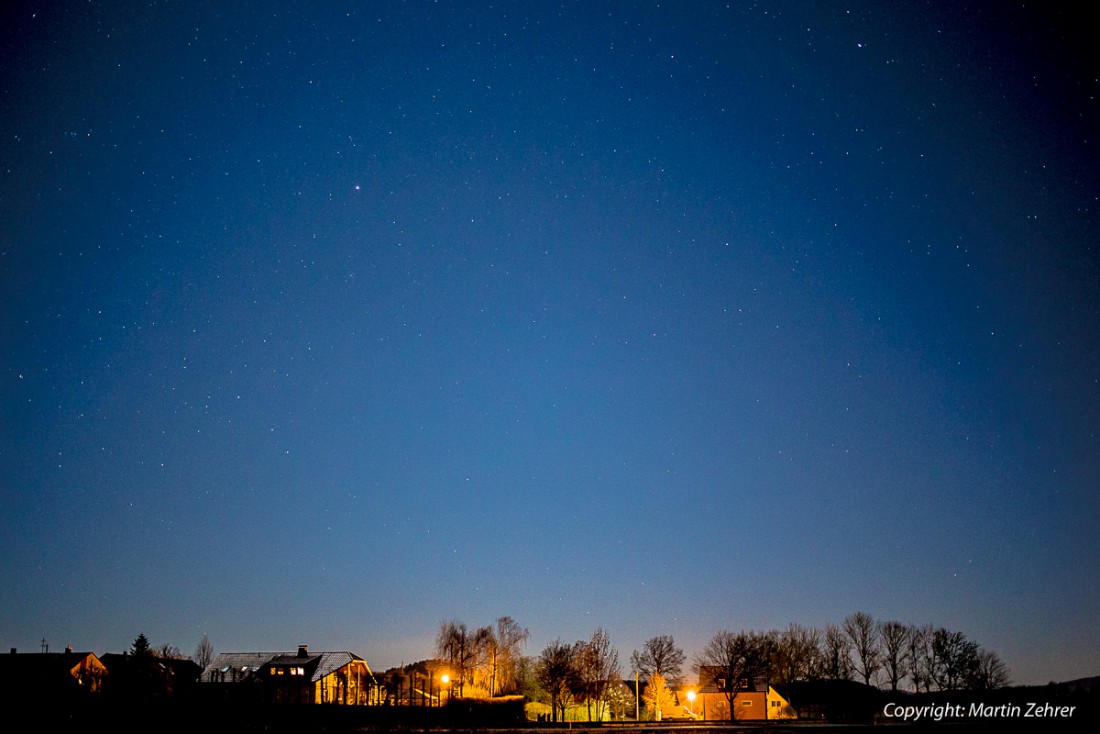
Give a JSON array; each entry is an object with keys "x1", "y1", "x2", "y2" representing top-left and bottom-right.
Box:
[{"x1": 2, "y1": 2, "x2": 1097, "y2": 686}]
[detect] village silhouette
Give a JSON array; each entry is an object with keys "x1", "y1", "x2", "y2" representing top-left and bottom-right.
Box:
[{"x1": 2, "y1": 613, "x2": 1094, "y2": 731}]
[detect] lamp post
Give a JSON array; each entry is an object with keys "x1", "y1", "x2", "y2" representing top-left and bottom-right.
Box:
[
  {"x1": 634, "y1": 671, "x2": 640, "y2": 721},
  {"x1": 440, "y1": 673, "x2": 450, "y2": 705},
  {"x1": 687, "y1": 689, "x2": 696, "y2": 718}
]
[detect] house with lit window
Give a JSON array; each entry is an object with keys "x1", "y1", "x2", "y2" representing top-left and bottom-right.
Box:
[
  {"x1": 691, "y1": 667, "x2": 796, "y2": 721},
  {"x1": 0, "y1": 647, "x2": 108, "y2": 705},
  {"x1": 201, "y1": 646, "x2": 379, "y2": 705}
]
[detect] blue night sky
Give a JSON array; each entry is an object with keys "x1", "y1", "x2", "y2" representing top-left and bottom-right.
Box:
[{"x1": 1, "y1": 2, "x2": 1097, "y2": 685}]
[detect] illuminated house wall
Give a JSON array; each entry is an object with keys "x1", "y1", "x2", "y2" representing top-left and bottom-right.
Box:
[{"x1": 203, "y1": 646, "x2": 378, "y2": 705}]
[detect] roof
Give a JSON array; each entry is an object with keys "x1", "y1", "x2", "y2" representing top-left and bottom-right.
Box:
[
  {"x1": 0, "y1": 651, "x2": 102, "y2": 679},
  {"x1": 0, "y1": 651, "x2": 105, "y2": 700},
  {"x1": 696, "y1": 668, "x2": 769, "y2": 693},
  {"x1": 202, "y1": 651, "x2": 275, "y2": 682},
  {"x1": 202, "y1": 651, "x2": 371, "y2": 685}
]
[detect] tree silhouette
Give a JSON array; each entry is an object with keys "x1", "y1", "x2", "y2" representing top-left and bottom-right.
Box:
[
  {"x1": 819, "y1": 624, "x2": 853, "y2": 680},
  {"x1": 843, "y1": 611, "x2": 882, "y2": 686},
  {"x1": 131, "y1": 633, "x2": 151, "y2": 658},
  {"x1": 536, "y1": 639, "x2": 577, "y2": 722},
  {"x1": 573, "y1": 628, "x2": 620, "y2": 721},
  {"x1": 880, "y1": 621, "x2": 910, "y2": 692},
  {"x1": 631, "y1": 635, "x2": 685, "y2": 685},
  {"x1": 193, "y1": 634, "x2": 215, "y2": 669}
]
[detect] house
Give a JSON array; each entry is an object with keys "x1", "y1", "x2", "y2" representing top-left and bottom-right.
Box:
[
  {"x1": 691, "y1": 667, "x2": 796, "y2": 721},
  {"x1": 0, "y1": 647, "x2": 108, "y2": 704},
  {"x1": 201, "y1": 645, "x2": 378, "y2": 705},
  {"x1": 100, "y1": 651, "x2": 201, "y2": 700}
]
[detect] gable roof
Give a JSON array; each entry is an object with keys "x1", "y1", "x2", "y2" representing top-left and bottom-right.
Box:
[
  {"x1": 0, "y1": 651, "x2": 106, "y2": 701},
  {"x1": 202, "y1": 651, "x2": 371, "y2": 685},
  {"x1": 0, "y1": 651, "x2": 102, "y2": 679}
]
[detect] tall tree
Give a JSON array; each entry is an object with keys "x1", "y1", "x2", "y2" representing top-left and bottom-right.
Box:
[
  {"x1": 573, "y1": 628, "x2": 620, "y2": 721},
  {"x1": 772, "y1": 623, "x2": 821, "y2": 684},
  {"x1": 536, "y1": 639, "x2": 577, "y2": 722},
  {"x1": 641, "y1": 671, "x2": 674, "y2": 721},
  {"x1": 906, "y1": 624, "x2": 936, "y2": 692},
  {"x1": 696, "y1": 630, "x2": 773, "y2": 722},
  {"x1": 879, "y1": 621, "x2": 910, "y2": 692},
  {"x1": 931, "y1": 628, "x2": 979, "y2": 691},
  {"x1": 968, "y1": 648, "x2": 1010, "y2": 690},
  {"x1": 818, "y1": 624, "x2": 853, "y2": 681},
  {"x1": 131, "y1": 633, "x2": 152, "y2": 658},
  {"x1": 843, "y1": 611, "x2": 882, "y2": 686},
  {"x1": 435, "y1": 620, "x2": 489, "y2": 696},
  {"x1": 630, "y1": 635, "x2": 686, "y2": 685},
  {"x1": 487, "y1": 616, "x2": 529, "y2": 696},
  {"x1": 193, "y1": 634, "x2": 215, "y2": 669}
]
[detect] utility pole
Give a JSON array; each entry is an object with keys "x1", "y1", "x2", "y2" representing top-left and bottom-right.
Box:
[{"x1": 635, "y1": 671, "x2": 640, "y2": 721}]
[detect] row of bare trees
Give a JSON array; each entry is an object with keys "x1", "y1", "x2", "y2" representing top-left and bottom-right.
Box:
[
  {"x1": 435, "y1": 612, "x2": 1008, "y2": 721},
  {"x1": 713, "y1": 612, "x2": 1009, "y2": 693},
  {"x1": 535, "y1": 628, "x2": 623, "y2": 722},
  {"x1": 434, "y1": 616, "x2": 530, "y2": 697}
]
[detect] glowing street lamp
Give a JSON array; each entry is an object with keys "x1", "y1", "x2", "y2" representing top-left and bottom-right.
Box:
[
  {"x1": 686, "y1": 689, "x2": 696, "y2": 717},
  {"x1": 440, "y1": 673, "x2": 450, "y2": 704}
]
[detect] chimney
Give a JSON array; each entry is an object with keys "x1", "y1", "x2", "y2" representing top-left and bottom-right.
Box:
[
  {"x1": 9, "y1": 648, "x2": 15, "y2": 655},
  {"x1": 65, "y1": 646, "x2": 73, "y2": 653},
  {"x1": 297, "y1": 645, "x2": 309, "y2": 658}
]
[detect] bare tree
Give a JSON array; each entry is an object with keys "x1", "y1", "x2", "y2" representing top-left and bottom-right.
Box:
[
  {"x1": 193, "y1": 634, "x2": 215, "y2": 670},
  {"x1": 630, "y1": 635, "x2": 686, "y2": 685},
  {"x1": 968, "y1": 648, "x2": 1010, "y2": 690},
  {"x1": 818, "y1": 624, "x2": 853, "y2": 681},
  {"x1": 488, "y1": 616, "x2": 529, "y2": 696},
  {"x1": 906, "y1": 624, "x2": 936, "y2": 692},
  {"x1": 772, "y1": 623, "x2": 821, "y2": 684},
  {"x1": 573, "y1": 628, "x2": 621, "y2": 721},
  {"x1": 843, "y1": 611, "x2": 882, "y2": 686},
  {"x1": 536, "y1": 639, "x2": 577, "y2": 722},
  {"x1": 156, "y1": 643, "x2": 183, "y2": 659},
  {"x1": 879, "y1": 621, "x2": 910, "y2": 692},
  {"x1": 931, "y1": 628, "x2": 978, "y2": 691},
  {"x1": 436, "y1": 620, "x2": 490, "y2": 696},
  {"x1": 696, "y1": 630, "x2": 773, "y2": 722}
]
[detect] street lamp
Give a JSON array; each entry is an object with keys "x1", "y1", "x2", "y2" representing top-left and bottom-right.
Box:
[
  {"x1": 686, "y1": 689, "x2": 696, "y2": 718},
  {"x1": 440, "y1": 673, "x2": 450, "y2": 705}
]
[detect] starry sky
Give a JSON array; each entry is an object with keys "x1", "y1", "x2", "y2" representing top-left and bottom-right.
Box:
[{"x1": 1, "y1": 2, "x2": 1097, "y2": 686}]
